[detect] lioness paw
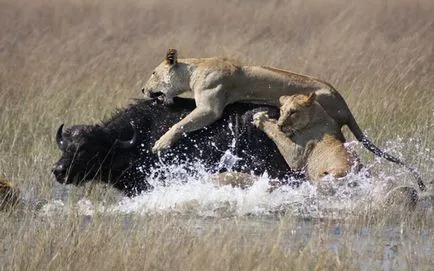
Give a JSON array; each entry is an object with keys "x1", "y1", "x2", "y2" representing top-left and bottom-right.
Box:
[
  {"x1": 152, "y1": 133, "x2": 175, "y2": 153},
  {"x1": 252, "y1": 111, "x2": 270, "y2": 127}
]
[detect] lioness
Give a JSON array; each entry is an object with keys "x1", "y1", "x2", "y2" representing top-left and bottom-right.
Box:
[
  {"x1": 142, "y1": 49, "x2": 425, "y2": 191},
  {"x1": 253, "y1": 93, "x2": 359, "y2": 180},
  {"x1": 0, "y1": 177, "x2": 20, "y2": 211}
]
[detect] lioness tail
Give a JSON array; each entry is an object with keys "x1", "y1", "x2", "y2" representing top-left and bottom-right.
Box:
[{"x1": 346, "y1": 114, "x2": 426, "y2": 191}]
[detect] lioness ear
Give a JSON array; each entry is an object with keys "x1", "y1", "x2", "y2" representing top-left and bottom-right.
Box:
[
  {"x1": 279, "y1": 96, "x2": 290, "y2": 106},
  {"x1": 306, "y1": 92, "x2": 316, "y2": 105},
  {"x1": 165, "y1": 49, "x2": 178, "y2": 65}
]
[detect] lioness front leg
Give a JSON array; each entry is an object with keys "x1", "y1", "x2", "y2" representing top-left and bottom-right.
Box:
[
  {"x1": 152, "y1": 86, "x2": 226, "y2": 153},
  {"x1": 252, "y1": 112, "x2": 303, "y2": 170}
]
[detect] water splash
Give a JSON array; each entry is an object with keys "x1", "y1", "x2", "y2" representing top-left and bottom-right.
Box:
[{"x1": 40, "y1": 138, "x2": 433, "y2": 219}]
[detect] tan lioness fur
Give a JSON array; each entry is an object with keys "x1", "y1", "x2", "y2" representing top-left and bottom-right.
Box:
[
  {"x1": 209, "y1": 172, "x2": 258, "y2": 189},
  {"x1": 0, "y1": 177, "x2": 20, "y2": 211},
  {"x1": 142, "y1": 49, "x2": 425, "y2": 191},
  {"x1": 208, "y1": 172, "x2": 283, "y2": 192},
  {"x1": 253, "y1": 93, "x2": 358, "y2": 180}
]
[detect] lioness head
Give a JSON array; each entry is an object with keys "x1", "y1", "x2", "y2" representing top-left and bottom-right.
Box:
[
  {"x1": 277, "y1": 93, "x2": 316, "y2": 134},
  {"x1": 142, "y1": 49, "x2": 188, "y2": 104},
  {"x1": 0, "y1": 177, "x2": 20, "y2": 211}
]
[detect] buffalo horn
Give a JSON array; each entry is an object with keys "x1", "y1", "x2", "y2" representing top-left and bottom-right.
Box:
[{"x1": 56, "y1": 124, "x2": 65, "y2": 149}]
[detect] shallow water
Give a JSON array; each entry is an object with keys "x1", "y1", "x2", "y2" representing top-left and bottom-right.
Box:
[{"x1": 36, "y1": 138, "x2": 433, "y2": 269}]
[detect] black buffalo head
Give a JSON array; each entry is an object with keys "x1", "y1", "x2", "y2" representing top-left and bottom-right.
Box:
[{"x1": 53, "y1": 123, "x2": 138, "y2": 186}]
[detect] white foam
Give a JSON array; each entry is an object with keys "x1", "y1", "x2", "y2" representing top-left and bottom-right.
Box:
[
  {"x1": 43, "y1": 138, "x2": 433, "y2": 219},
  {"x1": 104, "y1": 161, "x2": 375, "y2": 218}
]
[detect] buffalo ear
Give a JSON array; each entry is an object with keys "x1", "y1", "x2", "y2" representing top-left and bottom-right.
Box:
[
  {"x1": 56, "y1": 124, "x2": 65, "y2": 150},
  {"x1": 165, "y1": 48, "x2": 178, "y2": 65}
]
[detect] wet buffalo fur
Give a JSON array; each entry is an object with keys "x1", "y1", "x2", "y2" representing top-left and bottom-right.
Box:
[{"x1": 53, "y1": 98, "x2": 302, "y2": 197}]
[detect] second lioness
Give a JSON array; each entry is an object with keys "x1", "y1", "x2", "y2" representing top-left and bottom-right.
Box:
[
  {"x1": 253, "y1": 93, "x2": 360, "y2": 180},
  {"x1": 141, "y1": 49, "x2": 425, "y2": 191}
]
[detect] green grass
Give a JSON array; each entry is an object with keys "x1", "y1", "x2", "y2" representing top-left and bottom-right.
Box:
[{"x1": 0, "y1": 0, "x2": 433, "y2": 270}]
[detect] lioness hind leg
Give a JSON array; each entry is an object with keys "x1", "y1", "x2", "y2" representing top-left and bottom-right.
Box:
[
  {"x1": 383, "y1": 186, "x2": 418, "y2": 210},
  {"x1": 209, "y1": 172, "x2": 258, "y2": 189}
]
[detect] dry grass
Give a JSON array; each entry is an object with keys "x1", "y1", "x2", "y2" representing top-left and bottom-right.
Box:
[
  {"x1": 0, "y1": 0, "x2": 433, "y2": 270},
  {"x1": 1, "y1": 211, "x2": 432, "y2": 270}
]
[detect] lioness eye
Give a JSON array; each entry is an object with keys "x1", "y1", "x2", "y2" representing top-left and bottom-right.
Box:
[{"x1": 152, "y1": 71, "x2": 156, "y2": 75}]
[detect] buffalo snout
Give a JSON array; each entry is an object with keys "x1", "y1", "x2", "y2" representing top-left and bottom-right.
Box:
[{"x1": 52, "y1": 163, "x2": 67, "y2": 183}]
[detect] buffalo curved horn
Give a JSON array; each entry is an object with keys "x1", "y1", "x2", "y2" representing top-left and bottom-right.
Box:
[
  {"x1": 56, "y1": 124, "x2": 65, "y2": 150},
  {"x1": 116, "y1": 124, "x2": 137, "y2": 149}
]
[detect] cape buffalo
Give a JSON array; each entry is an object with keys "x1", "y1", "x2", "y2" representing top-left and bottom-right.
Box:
[{"x1": 52, "y1": 98, "x2": 302, "y2": 197}]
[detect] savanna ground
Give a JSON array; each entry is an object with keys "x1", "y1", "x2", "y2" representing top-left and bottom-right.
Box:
[{"x1": 0, "y1": 0, "x2": 433, "y2": 270}]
